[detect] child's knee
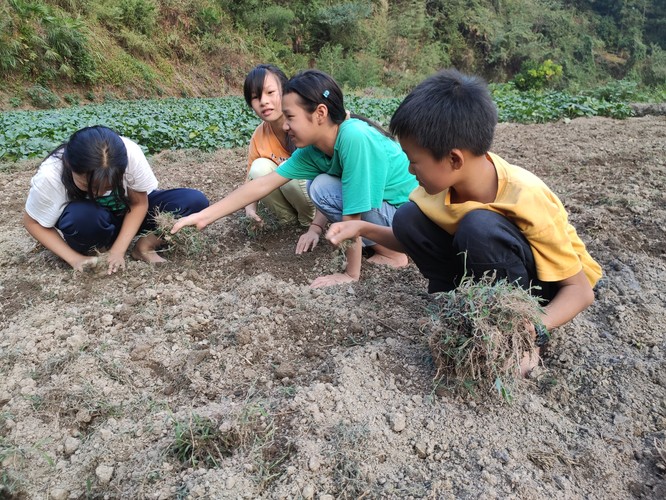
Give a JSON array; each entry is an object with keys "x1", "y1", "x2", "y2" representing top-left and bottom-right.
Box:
[
  {"x1": 392, "y1": 202, "x2": 424, "y2": 242},
  {"x1": 456, "y1": 210, "x2": 502, "y2": 243},
  {"x1": 308, "y1": 174, "x2": 341, "y2": 208},
  {"x1": 248, "y1": 158, "x2": 278, "y2": 180},
  {"x1": 186, "y1": 190, "x2": 209, "y2": 213}
]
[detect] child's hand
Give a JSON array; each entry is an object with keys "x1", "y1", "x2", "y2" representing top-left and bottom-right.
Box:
[
  {"x1": 106, "y1": 251, "x2": 126, "y2": 275},
  {"x1": 244, "y1": 207, "x2": 264, "y2": 227},
  {"x1": 326, "y1": 221, "x2": 363, "y2": 246},
  {"x1": 70, "y1": 255, "x2": 99, "y2": 272},
  {"x1": 310, "y1": 272, "x2": 357, "y2": 288},
  {"x1": 172, "y1": 213, "x2": 205, "y2": 234},
  {"x1": 295, "y1": 227, "x2": 320, "y2": 254}
]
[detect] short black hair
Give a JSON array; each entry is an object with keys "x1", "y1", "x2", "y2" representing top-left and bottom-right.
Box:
[
  {"x1": 243, "y1": 64, "x2": 289, "y2": 107},
  {"x1": 389, "y1": 69, "x2": 497, "y2": 159}
]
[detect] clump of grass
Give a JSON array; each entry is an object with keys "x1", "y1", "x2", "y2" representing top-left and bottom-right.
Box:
[
  {"x1": 151, "y1": 210, "x2": 206, "y2": 256},
  {"x1": 170, "y1": 414, "x2": 242, "y2": 468},
  {"x1": 329, "y1": 422, "x2": 374, "y2": 499},
  {"x1": 331, "y1": 238, "x2": 355, "y2": 271},
  {"x1": 238, "y1": 206, "x2": 281, "y2": 238},
  {"x1": 168, "y1": 400, "x2": 293, "y2": 478},
  {"x1": 425, "y1": 274, "x2": 544, "y2": 401}
]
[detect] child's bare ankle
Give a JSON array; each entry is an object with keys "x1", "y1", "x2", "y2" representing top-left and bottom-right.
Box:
[
  {"x1": 132, "y1": 238, "x2": 167, "y2": 264},
  {"x1": 368, "y1": 246, "x2": 409, "y2": 268}
]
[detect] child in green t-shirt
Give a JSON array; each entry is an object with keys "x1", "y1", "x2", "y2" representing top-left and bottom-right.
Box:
[{"x1": 173, "y1": 69, "x2": 418, "y2": 288}]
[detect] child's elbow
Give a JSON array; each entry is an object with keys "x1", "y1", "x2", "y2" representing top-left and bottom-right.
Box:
[{"x1": 22, "y1": 211, "x2": 34, "y2": 229}]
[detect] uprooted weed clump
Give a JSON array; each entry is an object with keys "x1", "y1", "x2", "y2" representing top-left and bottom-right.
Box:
[
  {"x1": 425, "y1": 275, "x2": 544, "y2": 400},
  {"x1": 151, "y1": 210, "x2": 207, "y2": 256},
  {"x1": 331, "y1": 237, "x2": 356, "y2": 272}
]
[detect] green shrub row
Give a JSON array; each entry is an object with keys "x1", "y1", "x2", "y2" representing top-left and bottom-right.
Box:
[{"x1": 0, "y1": 88, "x2": 634, "y2": 162}]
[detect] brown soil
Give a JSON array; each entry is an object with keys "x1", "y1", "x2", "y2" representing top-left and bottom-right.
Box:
[{"x1": 1, "y1": 116, "x2": 665, "y2": 499}]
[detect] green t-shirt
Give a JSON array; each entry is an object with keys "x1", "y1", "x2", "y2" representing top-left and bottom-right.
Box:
[
  {"x1": 95, "y1": 190, "x2": 128, "y2": 214},
  {"x1": 276, "y1": 118, "x2": 417, "y2": 215}
]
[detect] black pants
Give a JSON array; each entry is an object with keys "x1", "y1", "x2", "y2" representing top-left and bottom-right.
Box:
[
  {"x1": 56, "y1": 188, "x2": 209, "y2": 254},
  {"x1": 392, "y1": 202, "x2": 558, "y2": 302}
]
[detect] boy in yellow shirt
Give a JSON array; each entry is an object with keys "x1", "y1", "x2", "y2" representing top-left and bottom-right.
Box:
[{"x1": 326, "y1": 69, "x2": 602, "y2": 373}]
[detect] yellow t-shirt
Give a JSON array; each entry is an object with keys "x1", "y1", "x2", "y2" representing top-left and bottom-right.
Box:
[
  {"x1": 409, "y1": 152, "x2": 602, "y2": 287},
  {"x1": 247, "y1": 122, "x2": 290, "y2": 175}
]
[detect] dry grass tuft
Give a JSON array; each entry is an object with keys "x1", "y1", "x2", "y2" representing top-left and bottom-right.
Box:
[
  {"x1": 151, "y1": 210, "x2": 206, "y2": 256},
  {"x1": 169, "y1": 413, "x2": 242, "y2": 468},
  {"x1": 331, "y1": 238, "x2": 356, "y2": 271},
  {"x1": 238, "y1": 206, "x2": 281, "y2": 238},
  {"x1": 425, "y1": 274, "x2": 544, "y2": 401},
  {"x1": 168, "y1": 399, "x2": 293, "y2": 482},
  {"x1": 329, "y1": 423, "x2": 374, "y2": 499}
]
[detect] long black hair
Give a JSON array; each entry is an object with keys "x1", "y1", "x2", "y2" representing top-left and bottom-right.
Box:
[
  {"x1": 283, "y1": 69, "x2": 392, "y2": 138},
  {"x1": 243, "y1": 64, "x2": 289, "y2": 107},
  {"x1": 49, "y1": 126, "x2": 130, "y2": 209}
]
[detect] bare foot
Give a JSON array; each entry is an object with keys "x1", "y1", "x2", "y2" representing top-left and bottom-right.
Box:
[
  {"x1": 132, "y1": 235, "x2": 168, "y2": 264},
  {"x1": 367, "y1": 244, "x2": 408, "y2": 268},
  {"x1": 132, "y1": 248, "x2": 167, "y2": 264}
]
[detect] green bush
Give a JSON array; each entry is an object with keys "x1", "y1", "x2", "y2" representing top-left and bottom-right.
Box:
[
  {"x1": 26, "y1": 85, "x2": 59, "y2": 108},
  {"x1": 317, "y1": 45, "x2": 383, "y2": 90},
  {"x1": 193, "y1": 3, "x2": 223, "y2": 36},
  {"x1": 99, "y1": 0, "x2": 157, "y2": 36},
  {"x1": 9, "y1": 96, "x2": 21, "y2": 107},
  {"x1": 63, "y1": 93, "x2": 79, "y2": 105},
  {"x1": 45, "y1": 14, "x2": 98, "y2": 84},
  {"x1": 118, "y1": 0, "x2": 157, "y2": 35},
  {"x1": 0, "y1": 15, "x2": 21, "y2": 74},
  {"x1": 512, "y1": 59, "x2": 563, "y2": 91},
  {"x1": 310, "y1": 2, "x2": 372, "y2": 52},
  {"x1": 638, "y1": 43, "x2": 666, "y2": 87},
  {"x1": 261, "y1": 5, "x2": 294, "y2": 40}
]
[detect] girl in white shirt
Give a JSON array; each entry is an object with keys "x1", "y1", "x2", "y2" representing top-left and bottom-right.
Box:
[{"x1": 24, "y1": 126, "x2": 209, "y2": 274}]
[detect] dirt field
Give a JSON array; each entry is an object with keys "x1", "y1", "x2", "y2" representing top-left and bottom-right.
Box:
[{"x1": 1, "y1": 116, "x2": 665, "y2": 499}]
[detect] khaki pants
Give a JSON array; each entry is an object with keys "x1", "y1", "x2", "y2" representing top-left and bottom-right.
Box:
[{"x1": 248, "y1": 158, "x2": 315, "y2": 226}]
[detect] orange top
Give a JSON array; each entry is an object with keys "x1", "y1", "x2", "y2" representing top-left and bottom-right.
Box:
[{"x1": 247, "y1": 122, "x2": 291, "y2": 175}]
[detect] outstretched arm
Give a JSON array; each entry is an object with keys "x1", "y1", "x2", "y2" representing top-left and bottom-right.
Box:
[
  {"x1": 542, "y1": 269, "x2": 595, "y2": 330},
  {"x1": 326, "y1": 220, "x2": 405, "y2": 253},
  {"x1": 172, "y1": 171, "x2": 289, "y2": 233}
]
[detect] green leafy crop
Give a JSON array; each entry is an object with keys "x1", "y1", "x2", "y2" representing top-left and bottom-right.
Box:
[{"x1": 0, "y1": 90, "x2": 634, "y2": 162}]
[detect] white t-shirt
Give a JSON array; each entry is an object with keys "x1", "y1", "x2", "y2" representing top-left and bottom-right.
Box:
[{"x1": 25, "y1": 137, "x2": 158, "y2": 228}]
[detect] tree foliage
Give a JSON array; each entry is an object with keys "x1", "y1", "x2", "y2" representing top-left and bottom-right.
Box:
[{"x1": 0, "y1": 0, "x2": 663, "y2": 105}]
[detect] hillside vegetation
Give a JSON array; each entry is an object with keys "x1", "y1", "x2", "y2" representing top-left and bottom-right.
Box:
[{"x1": 1, "y1": 0, "x2": 665, "y2": 109}]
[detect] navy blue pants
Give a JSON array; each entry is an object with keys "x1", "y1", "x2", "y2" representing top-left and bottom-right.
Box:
[
  {"x1": 392, "y1": 202, "x2": 558, "y2": 301},
  {"x1": 56, "y1": 188, "x2": 209, "y2": 254}
]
